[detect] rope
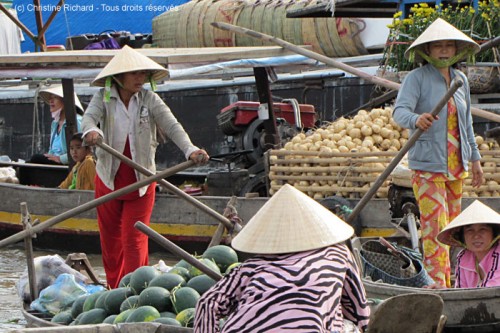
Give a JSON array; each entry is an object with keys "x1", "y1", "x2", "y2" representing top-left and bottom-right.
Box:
[{"x1": 61, "y1": 0, "x2": 73, "y2": 50}]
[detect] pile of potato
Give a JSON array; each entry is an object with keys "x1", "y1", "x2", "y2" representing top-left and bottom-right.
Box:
[{"x1": 268, "y1": 107, "x2": 499, "y2": 199}]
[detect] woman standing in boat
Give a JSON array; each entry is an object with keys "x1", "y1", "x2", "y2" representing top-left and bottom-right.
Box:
[
  {"x1": 82, "y1": 46, "x2": 209, "y2": 289},
  {"x1": 437, "y1": 200, "x2": 500, "y2": 288},
  {"x1": 29, "y1": 85, "x2": 84, "y2": 165},
  {"x1": 392, "y1": 18, "x2": 484, "y2": 288},
  {"x1": 194, "y1": 184, "x2": 370, "y2": 333}
]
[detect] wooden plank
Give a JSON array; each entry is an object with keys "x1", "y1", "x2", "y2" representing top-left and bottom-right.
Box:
[{"x1": 0, "y1": 46, "x2": 300, "y2": 67}]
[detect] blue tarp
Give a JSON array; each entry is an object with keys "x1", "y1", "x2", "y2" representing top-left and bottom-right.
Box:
[{"x1": 12, "y1": 0, "x2": 189, "y2": 52}]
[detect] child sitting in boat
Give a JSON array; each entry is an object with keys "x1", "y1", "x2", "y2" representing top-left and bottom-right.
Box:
[
  {"x1": 437, "y1": 200, "x2": 500, "y2": 288},
  {"x1": 58, "y1": 133, "x2": 96, "y2": 190},
  {"x1": 194, "y1": 184, "x2": 370, "y2": 333}
]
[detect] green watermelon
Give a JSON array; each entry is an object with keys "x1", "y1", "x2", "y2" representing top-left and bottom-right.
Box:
[
  {"x1": 125, "y1": 305, "x2": 161, "y2": 323},
  {"x1": 129, "y1": 266, "x2": 160, "y2": 294},
  {"x1": 138, "y1": 286, "x2": 172, "y2": 312},
  {"x1": 78, "y1": 308, "x2": 108, "y2": 325},
  {"x1": 70, "y1": 294, "x2": 88, "y2": 319},
  {"x1": 171, "y1": 287, "x2": 200, "y2": 314},
  {"x1": 104, "y1": 287, "x2": 134, "y2": 314},
  {"x1": 149, "y1": 273, "x2": 186, "y2": 291},
  {"x1": 173, "y1": 259, "x2": 191, "y2": 270},
  {"x1": 176, "y1": 307, "x2": 196, "y2": 327},
  {"x1": 188, "y1": 258, "x2": 220, "y2": 278},
  {"x1": 82, "y1": 291, "x2": 105, "y2": 312},
  {"x1": 94, "y1": 290, "x2": 109, "y2": 310},
  {"x1": 118, "y1": 272, "x2": 133, "y2": 288},
  {"x1": 225, "y1": 262, "x2": 242, "y2": 274},
  {"x1": 160, "y1": 311, "x2": 177, "y2": 319},
  {"x1": 119, "y1": 295, "x2": 140, "y2": 312},
  {"x1": 186, "y1": 274, "x2": 217, "y2": 295},
  {"x1": 103, "y1": 314, "x2": 118, "y2": 324},
  {"x1": 113, "y1": 308, "x2": 135, "y2": 324},
  {"x1": 51, "y1": 310, "x2": 73, "y2": 325},
  {"x1": 202, "y1": 245, "x2": 239, "y2": 272},
  {"x1": 168, "y1": 266, "x2": 191, "y2": 282},
  {"x1": 154, "y1": 317, "x2": 182, "y2": 326}
]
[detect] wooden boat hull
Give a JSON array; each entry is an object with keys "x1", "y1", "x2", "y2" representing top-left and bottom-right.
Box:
[
  {"x1": 363, "y1": 279, "x2": 500, "y2": 333},
  {"x1": 0, "y1": 182, "x2": 267, "y2": 251},
  {"x1": 2, "y1": 181, "x2": 500, "y2": 252},
  {"x1": 20, "y1": 305, "x2": 193, "y2": 332}
]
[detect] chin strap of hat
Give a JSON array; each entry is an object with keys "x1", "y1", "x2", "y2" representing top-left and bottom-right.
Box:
[
  {"x1": 415, "y1": 48, "x2": 473, "y2": 68},
  {"x1": 487, "y1": 235, "x2": 500, "y2": 251},
  {"x1": 104, "y1": 77, "x2": 113, "y2": 102},
  {"x1": 149, "y1": 74, "x2": 157, "y2": 92}
]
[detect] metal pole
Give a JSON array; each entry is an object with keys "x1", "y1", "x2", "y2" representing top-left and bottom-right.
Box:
[
  {"x1": 0, "y1": 159, "x2": 196, "y2": 249},
  {"x1": 96, "y1": 139, "x2": 242, "y2": 233},
  {"x1": 135, "y1": 221, "x2": 223, "y2": 281}
]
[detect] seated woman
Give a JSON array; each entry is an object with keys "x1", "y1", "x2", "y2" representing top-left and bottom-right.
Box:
[
  {"x1": 194, "y1": 184, "x2": 370, "y2": 333},
  {"x1": 58, "y1": 133, "x2": 96, "y2": 190},
  {"x1": 29, "y1": 85, "x2": 83, "y2": 165},
  {"x1": 437, "y1": 200, "x2": 500, "y2": 288}
]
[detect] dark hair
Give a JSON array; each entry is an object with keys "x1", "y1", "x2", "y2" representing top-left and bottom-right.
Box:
[
  {"x1": 70, "y1": 132, "x2": 84, "y2": 142},
  {"x1": 455, "y1": 224, "x2": 500, "y2": 243}
]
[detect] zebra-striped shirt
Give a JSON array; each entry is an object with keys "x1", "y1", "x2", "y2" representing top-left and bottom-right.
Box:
[{"x1": 194, "y1": 244, "x2": 370, "y2": 332}]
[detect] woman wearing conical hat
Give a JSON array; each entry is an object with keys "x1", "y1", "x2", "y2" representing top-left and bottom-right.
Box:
[
  {"x1": 194, "y1": 184, "x2": 370, "y2": 333},
  {"x1": 29, "y1": 84, "x2": 84, "y2": 165},
  {"x1": 437, "y1": 200, "x2": 500, "y2": 288},
  {"x1": 82, "y1": 46, "x2": 209, "y2": 289},
  {"x1": 393, "y1": 18, "x2": 484, "y2": 288}
]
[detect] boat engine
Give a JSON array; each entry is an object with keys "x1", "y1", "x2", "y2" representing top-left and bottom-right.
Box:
[{"x1": 211, "y1": 100, "x2": 317, "y2": 196}]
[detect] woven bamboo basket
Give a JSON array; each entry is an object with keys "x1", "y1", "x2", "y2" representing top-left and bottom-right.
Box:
[
  {"x1": 152, "y1": 0, "x2": 368, "y2": 57},
  {"x1": 315, "y1": 18, "x2": 338, "y2": 57},
  {"x1": 152, "y1": 9, "x2": 180, "y2": 47},
  {"x1": 465, "y1": 65, "x2": 499, "y2": 94},
  {"x1": 212, "y1": 1, "x2": 245, "y2": 47},
  {"x1": 186, "y1": 0, "x2": 209, "y2": 47}
]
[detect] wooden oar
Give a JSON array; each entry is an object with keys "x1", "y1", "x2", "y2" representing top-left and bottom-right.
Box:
[
  {"x1": 346, "y1": 79, "x2": 463, "y2": 223},
  {"x1": 0, "y1": 159, "x2": 196, "y2": 249},
  {"x1": 96, "y1": 139, "x2": 242, "y2": 233},
  {"x1": 21, "y1": 202, "x2": 38, "y2": 301},
  {"x1": 211, "y1": 22, "x2": 500, "y2": 123},
  {"x1": 135, "y1": 221, "x2": 223, "y2": 281}
]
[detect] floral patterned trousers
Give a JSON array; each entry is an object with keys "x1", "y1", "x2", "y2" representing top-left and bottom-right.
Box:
[{"x1": 412, "y1": 175, "x2": 463, "y2": 288}]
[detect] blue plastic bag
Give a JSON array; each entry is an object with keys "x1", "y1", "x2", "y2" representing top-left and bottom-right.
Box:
[{"x1": 30, "y1": 273, "x2": 87, "y2": 315}]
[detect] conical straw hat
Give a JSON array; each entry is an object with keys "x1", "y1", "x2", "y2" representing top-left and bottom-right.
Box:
[
  {"x1": 231, "y1": 184, "x2": 354, "y2": 254},
  {"x1": 437, "y1": 200, "x2": 500, "y2": 247},
  {"x1": 92, "y1": 45, "x2": 169, "y2": 87},
  {"x1": 39, "y1": 85, "x2": 84, "y2": 114},
  {"x1": 404, "y1": 18, "x2": 480, "y2": 62}
]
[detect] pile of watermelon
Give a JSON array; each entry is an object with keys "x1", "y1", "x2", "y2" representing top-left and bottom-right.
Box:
[{"x1": 51, "y1": 245, "x2": 240, "y2": 327}]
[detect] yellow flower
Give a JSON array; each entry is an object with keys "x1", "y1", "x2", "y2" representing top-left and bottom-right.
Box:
[{"x1": 393, "y1": 11, "x2": 403, "y2": 18}]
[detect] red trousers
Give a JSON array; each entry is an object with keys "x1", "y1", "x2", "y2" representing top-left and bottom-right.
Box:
[{"x1": 95, "y1": 141, "x2": 156, "y2": 289}]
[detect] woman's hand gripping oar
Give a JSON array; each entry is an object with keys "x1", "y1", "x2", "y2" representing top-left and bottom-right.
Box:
[
  {"x1": 95, "y1": 138, "x2": 242, "y2": 234},
  {"x1": 135, "y1": 221, "x2": 223, "y2": 281}
]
